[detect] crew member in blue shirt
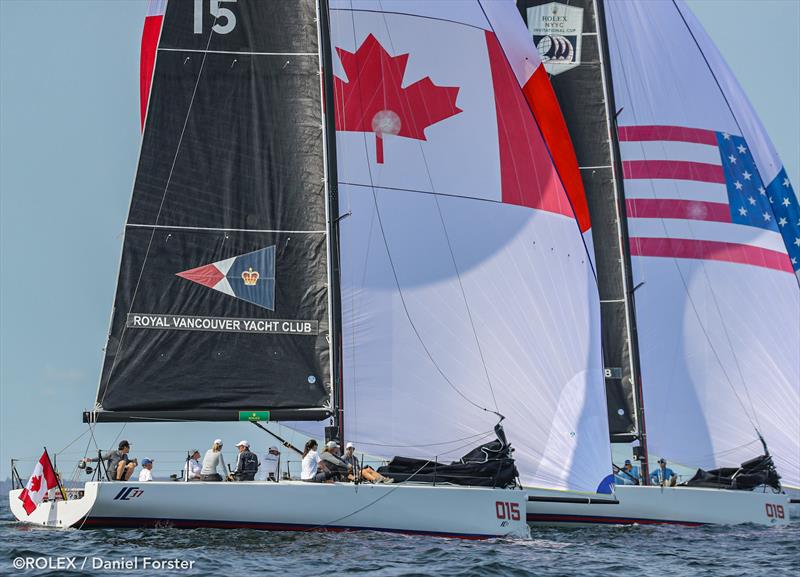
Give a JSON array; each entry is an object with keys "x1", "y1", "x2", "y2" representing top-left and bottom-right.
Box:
[
  {"x1": 650, "y1": 458, "x2": 677, "y2": 486},
  {"x1": 614, "y1": 459, "x2": 640, "y2": 485}
]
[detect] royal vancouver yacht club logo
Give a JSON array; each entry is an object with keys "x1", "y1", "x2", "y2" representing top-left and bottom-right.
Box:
[{"x1": 125, "y1": 245, "x2": 318, "y2": 336}]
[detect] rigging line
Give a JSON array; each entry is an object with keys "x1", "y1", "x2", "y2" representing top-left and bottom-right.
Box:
[
  {"x1": 360, "y1": 1, "x2": 498, "y2": 417},
  {"x1": 433, "y1": 195, "x2": 499, "y2": 412},
  {"x1": 55, "y1": 427, "x2": 92, "y2": 456},
  {"x1": 100, "y1": 15, "x2": 219, "y2": 406},
  {"x1": 608, "y1": 6, "x2": 761, "y2": 432},
  {"x1": 352, "y1": 429, "x2": 495, "y2": 449}
]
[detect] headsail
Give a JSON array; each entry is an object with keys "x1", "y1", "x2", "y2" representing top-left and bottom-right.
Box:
[
  {"x1": 519, "y1": 0, "x2": 645, "y2": 443},
  {"x1": 92, "y1": 0, "x2": 332, "y2": 422},
  {"x1": 605, "y1": 0, "x2": 799, "y2": 487},
  {"x1": 330, "y1": 0, "x2": 610, "y2": 492}
]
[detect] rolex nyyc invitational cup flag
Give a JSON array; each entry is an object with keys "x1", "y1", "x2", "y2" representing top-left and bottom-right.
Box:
[{"x1": 19, "y1": 450, "x2": 59, "y2": 515}]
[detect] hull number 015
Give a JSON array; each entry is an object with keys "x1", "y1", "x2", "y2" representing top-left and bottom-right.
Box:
[{"x1": 495, "y1": 501, "x2": 521, "y2": 521}]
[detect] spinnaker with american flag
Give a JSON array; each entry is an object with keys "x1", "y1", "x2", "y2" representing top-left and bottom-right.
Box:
[{"x1": 606, "y1": 0, "x2": 799, "y2": 492}]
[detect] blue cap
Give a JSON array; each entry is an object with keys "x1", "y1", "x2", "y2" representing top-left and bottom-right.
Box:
[
  {"x1": 142, "y1": 458, "x2": 153, "y2": 466},
  {"x1": 624, "y1": 459, "x2": 632, "y2": 465}
]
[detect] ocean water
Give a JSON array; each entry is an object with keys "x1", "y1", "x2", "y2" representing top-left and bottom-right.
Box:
[{"x1": 2, "y1": 492, "x2": 798, "y2": 577}]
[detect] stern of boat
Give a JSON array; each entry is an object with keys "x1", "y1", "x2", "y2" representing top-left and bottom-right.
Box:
[{"x1": 9, "y1": 482, "x2": 98, "y2": 528}]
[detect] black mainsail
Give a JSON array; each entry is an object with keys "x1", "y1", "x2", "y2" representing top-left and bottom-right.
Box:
[
  {"x1": 518, "y1": 1, "x2": 647, "y2": 455},
  {"x1": 90, "y1": 0, "x2": 332, "y2": 423}
]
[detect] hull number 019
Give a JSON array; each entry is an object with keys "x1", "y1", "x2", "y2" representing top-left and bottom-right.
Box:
[{"x1": 765, "y1": 503, "x2": 785, "y2": 519}]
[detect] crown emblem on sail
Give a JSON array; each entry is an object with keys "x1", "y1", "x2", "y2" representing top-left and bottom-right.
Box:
[
  {"x1": 176, "y1": 246, "x2": 276, "y2": 310},
  {"x1": 241, "y1": 267, "x2": 259, "y2": 286},
  {"x1": 333, "y1": 34, "x2": 462, "y2": 164}
]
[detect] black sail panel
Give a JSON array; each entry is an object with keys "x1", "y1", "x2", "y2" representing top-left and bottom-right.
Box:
[
  {"x1": 518, "y1": 0, "x2": 640, "y2": 438},
  {"x1": 93, "y1": 0, "x2": 331, "y2": 421}
]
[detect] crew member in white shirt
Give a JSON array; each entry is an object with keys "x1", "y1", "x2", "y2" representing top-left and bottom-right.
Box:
[
  {"x1": 260, "y1": 446, "x2": 281, "y2": 481},
  {"x1": 184, "y1": 449, "x2": 202, "y2": 481},
  {"x1": 138, "y1": 458, "x2": 154, "y2": 482},
  {"x1": 301, "y1": 439, "x2": 325, "y2": 482}
]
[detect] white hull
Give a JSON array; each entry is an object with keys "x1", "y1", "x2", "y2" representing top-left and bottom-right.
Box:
[
  {"x1": 9, "y1": 481, "x2": 528, "y2": 539},
  {"x1": 526, "y1": 485, "x2": 791, "y2": 527}
]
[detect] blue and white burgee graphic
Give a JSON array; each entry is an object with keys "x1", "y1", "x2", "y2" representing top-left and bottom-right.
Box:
[{"x1": 176, "y1": 246, "x2": 276, "y2": 310}]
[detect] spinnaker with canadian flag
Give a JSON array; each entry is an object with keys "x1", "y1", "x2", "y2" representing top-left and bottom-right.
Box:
[{"x1": 330, "y1": 0, "x2": 608, "y2": 494}]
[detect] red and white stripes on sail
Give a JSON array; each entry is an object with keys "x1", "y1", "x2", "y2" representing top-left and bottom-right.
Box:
[
  {"x1": 619, "y1": 124, "x2": 793, "y2": 274},
  {"x1": 140, "y1": 0, "x2": 166, "y2": 128}
]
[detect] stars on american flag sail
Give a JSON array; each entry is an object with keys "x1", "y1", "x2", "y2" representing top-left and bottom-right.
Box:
[
  {"x1": 618, "y1": 124, "x2": 799, "y2": 276},
  {"x1": 718, "y1": 133, "x2": 800, "y2": 274}
]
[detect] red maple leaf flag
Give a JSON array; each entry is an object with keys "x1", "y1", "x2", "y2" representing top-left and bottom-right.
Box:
[
  {"x1": 19, "y1": 450, "x2": 59, "y2": 515},
  {"x1": 334, "y1": 34, "x2": 462, "y2": 164}
]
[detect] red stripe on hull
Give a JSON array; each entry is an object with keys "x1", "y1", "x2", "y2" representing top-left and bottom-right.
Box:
[
  {"x1": 484, "y1": 32, "x2": 576, "y2": 226},
  {"x1": 618, "y1": 125, "x2": 718, "y2": 146},
  {"x1": 527, "y1": 513, "x2": 703, "y2": 527},
  {"x1": 622, "y1": 160, "x2": 725, "y2": 184},
  {"x1": 77, "y1": 516, "x2": 490, "y2": 540},
  {"x1": 629, "y1": 237, "x2": 793, "y2": 273},
  {"x1": 626, "y1": 199, "x2": 732, "y2": 223},
  {"x1": 140, "y1": 15, "x2": 163, "y2": 129}
]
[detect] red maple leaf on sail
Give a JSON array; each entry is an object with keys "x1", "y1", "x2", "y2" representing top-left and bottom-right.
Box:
[{"x1": 333, "y1": 34, "x2": 462, "y2": 163}]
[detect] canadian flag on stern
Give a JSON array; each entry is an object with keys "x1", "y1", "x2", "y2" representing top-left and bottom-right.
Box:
[{"x1": 19, "y1": 451, "x2": 59, "y2": 515}]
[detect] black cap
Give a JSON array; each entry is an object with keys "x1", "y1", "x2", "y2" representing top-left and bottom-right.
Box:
[{"x1": 118, "y1": 440, "x2": 130, "y2": 450}]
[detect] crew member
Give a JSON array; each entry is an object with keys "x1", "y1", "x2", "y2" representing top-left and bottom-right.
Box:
[
  {"x1": 233, "y1": 440, "x2": 259, "y2": 481},
  {"x1": 201, "y1": 439, "x2": 227, "y2": 482},
  {"x1": 138, "y1": 458, "x2": 154, "y2": 482},
  {"x1": 614, "y1": 459, "x2": 640, "y2": 485},
  {"x1": 260, "y1": 446, "x2": 281, "y2": 481},
  {"x1": 82, "y1": 440, "x2": 137, "y2": 481},
  {"x1": 650, "y1": 458, "x2": 677, "y2": 486}
]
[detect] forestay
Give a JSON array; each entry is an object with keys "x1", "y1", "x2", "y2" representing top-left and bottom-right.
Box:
[
  {"x1": 606, "y1": 0, "x2": 800, "y2": 488},
  {"x1": 92, "y1": 0, "x2": 332, "y2": 422},
  {"x1": 330, "y1": 0, "x2": 610, "y2": 492}
]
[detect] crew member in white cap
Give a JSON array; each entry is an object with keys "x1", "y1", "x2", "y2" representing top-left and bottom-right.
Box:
[
  {"x1": 342, "y1": 442, "x2": 391, "y2": 484},
  {"x1": 342, "y1": 442, "x2": 360, "y2": 472},
  {"x1": 319, "y1": 441, "x2": 350, "y2": 481},
  {"x1": 233, "y1": 440, "x2": 259, "y2": 481},
  {"x1": 201, "y1": 439, "x2": 227, "y2": 482},
  {"x1": 259, "y1": 446, "x2": 281, "y2": 481}
]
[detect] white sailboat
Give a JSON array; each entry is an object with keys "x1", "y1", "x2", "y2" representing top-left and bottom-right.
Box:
[
  {"x1": 519, "y1": 0, "x2": 797, "y2": 526},
  {"x1": 8, "y1": 0, "x2": 614, "y2": 538}
]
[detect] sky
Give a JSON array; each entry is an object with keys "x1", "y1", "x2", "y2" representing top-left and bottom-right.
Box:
[{"x1": 1, "y1": 0, "x2": 798, "y2": 482}]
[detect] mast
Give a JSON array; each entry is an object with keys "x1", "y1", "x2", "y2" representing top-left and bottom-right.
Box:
[
  {"x1": 317, "y1": 0, "x2": 344, "y2": 443},
  {"x1": 594, "y1": 0, "x2": 649, "y2": 483}
]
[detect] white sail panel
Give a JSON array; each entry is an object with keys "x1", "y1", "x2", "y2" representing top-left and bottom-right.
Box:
[
  {"x1": 331, "y1": 1, "x2": 609, "y2": 492},
  {"x1": 606, "y1": 0, "x2": 800, "y2": 488}
]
